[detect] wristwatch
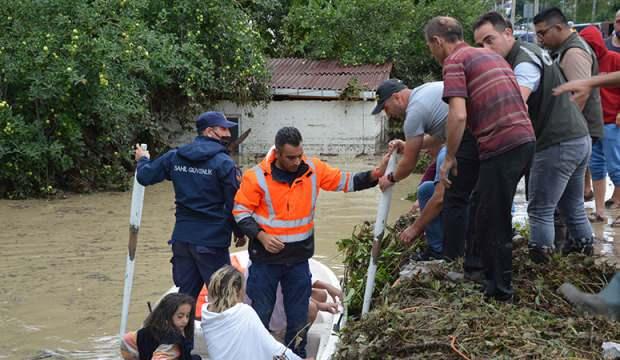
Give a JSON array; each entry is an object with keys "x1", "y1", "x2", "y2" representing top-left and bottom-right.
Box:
[{"x1": 387, "y1": 172, "x2": 397, "y2": 183}]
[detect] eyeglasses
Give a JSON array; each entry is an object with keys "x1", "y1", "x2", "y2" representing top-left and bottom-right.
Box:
[{"x1": 536, "y1": 25, "x2": 555, "y2": 39}]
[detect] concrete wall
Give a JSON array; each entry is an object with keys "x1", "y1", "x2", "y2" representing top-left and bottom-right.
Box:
[{"x1": 212, "y1": 99, "x2": 387, "y2": 155}]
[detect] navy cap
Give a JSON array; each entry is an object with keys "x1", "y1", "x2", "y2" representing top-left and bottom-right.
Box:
[
  {"x1": 371, "y1": 79, "x2": 407, "y2": 115},
  {"x1": 196, "y1": 111, "x2": 237, "y2": 131}
]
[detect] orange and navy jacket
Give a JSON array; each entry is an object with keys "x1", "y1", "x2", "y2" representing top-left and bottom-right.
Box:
[{"x1": 233, "y1": 149, "x2": 377, "y2": 264}]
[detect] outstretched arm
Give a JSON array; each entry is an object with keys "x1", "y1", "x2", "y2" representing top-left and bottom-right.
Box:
[
  {"x1": 400, "y1": 182, "x2": 445, "y2": 244},
  {"x1": 314, "y1": 152, "x2": 390, "y2": 193},
  {"x1": 378, "y1": 135, "x2": 423, "y2": 191},
  {"x1": 553, "y1": 71, "x2": 620, "y2": 105}
]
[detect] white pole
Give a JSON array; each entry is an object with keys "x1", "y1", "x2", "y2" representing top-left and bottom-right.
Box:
[
  {"x1": 511, "y1": 0, "x2": 517, "y2": 25},
  {"x1": 120, "y1": 144, "x2": 147, "y2": 337},
  {"x1": 361, "y1": 153, "x2": 398, "y2": 316}
]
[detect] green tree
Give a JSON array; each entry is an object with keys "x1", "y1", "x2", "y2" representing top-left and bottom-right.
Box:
[
  {"x1": 237, "y1": 0, "x2": 308, "y2": 56},
  {"x1": 0, "y1": 0, "x2": 270, "y2": 198},
  {"x1": 574, "y1": 0, "x2": 620, "y2": 22},
  {"x1": 280, "y1": 0, "x2": 490, "y2": 86}
]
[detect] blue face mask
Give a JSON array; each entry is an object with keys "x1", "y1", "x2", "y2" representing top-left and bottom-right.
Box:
[{"x1": 616, "y1": 30, "x2": 620, "y2": 38}]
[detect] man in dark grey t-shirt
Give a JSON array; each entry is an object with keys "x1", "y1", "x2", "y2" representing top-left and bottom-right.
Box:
[{"x1": 373, "y1": 79, "x2": 453, "y2": 260}]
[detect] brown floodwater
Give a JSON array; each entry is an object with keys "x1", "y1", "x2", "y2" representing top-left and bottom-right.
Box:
[
  {"x1": 1, "y1": 156, "x2": 618, "y2": 359},
  {"x1": 0, "y1": 156, "x2": 417, "y2": 359}
]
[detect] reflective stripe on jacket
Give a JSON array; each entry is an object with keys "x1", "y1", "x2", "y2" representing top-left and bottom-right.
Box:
[{"x1": 233, "y1": 149, "x2": 356, "y2": 244}]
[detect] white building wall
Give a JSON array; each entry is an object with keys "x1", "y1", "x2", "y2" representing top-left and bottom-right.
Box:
[{"x1": 214, "y1": 99, "x2": 386, "y2": 155}]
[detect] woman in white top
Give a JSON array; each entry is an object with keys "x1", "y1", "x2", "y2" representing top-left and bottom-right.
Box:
[{"x1": 201, "y1": 265, "x2": 311, "y2": 360}]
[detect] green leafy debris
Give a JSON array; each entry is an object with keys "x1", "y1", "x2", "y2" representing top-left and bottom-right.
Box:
[{"x1": 336, "y1": 214, "x2": 619, "y2": 359}]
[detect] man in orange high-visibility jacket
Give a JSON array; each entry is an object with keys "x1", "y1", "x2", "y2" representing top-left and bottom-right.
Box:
[{"x1": 233, "y1": 127, "x2": 388, "y2": 357}]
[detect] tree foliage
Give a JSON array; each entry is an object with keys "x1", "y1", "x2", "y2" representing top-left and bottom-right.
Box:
[
  {"x1": 6, "y1": 0, "x2": 614, "y2": 198},
  {"x1": 237, "y1": 0, "x2": 306, "y2": 57},
  {"x1": 280, "y1": 0, "x2": 491, "y2": 86},
  {"x1": 533, "y1": 0, "x2": 620, "y2": 23},
  {"x1": 0, "y1": 0, "x2": 270, "y2": 198}
]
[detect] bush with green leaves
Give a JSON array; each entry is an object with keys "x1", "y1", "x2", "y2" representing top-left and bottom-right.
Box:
[
  {"x1": 281, "y1": 0, "x2": 490, "y2": 87},
  {"x1": 0, "y1": 0, "x2": 270, "y2": 198}
]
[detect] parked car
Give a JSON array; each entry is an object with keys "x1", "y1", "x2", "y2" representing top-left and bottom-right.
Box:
[{"x1": 514, "y1": 29, "x2": 536, "y2": 43}]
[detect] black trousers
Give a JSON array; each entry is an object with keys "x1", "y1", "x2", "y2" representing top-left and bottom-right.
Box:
[
  {"x1": 466, "y1": 142, "x2": 535, "y2": 300},
  {"x1": 442, "y1": 129, "x2": 480, "y2": 260}
]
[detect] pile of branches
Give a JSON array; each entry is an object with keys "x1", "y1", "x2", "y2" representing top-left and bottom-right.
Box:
[{"x1": 335, "y1": 215, "x2": 619, "y2": 359}]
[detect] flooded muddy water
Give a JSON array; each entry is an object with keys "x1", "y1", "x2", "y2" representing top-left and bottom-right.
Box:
[
  {"x1": 1, "y1": 155, "x2": 618, "y2": 359},
  {"x1": 0, "y1": 156, "x2": 417, "y2": 359}
]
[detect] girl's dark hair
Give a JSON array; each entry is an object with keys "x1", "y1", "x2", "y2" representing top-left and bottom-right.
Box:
[{"x1": 143, "y1": 293, "x2": 196, "y2": 342}]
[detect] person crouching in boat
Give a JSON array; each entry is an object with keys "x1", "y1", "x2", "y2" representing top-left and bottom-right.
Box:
[
  {"x1": 120, "y1": 293, "x2": 200, "y2": 360},
  {"x1": 201, "y1": 265, "x2": 313, "y2": 360},
  {"x1": 194, "y1": 256, "x2": 342, "y2": 337}
]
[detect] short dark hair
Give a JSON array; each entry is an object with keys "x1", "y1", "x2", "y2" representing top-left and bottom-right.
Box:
[
  {"x1": 275, "y1": 126, "x2": 302, "y2": 149},
  {"x1": 473, "y1": 11, "x2": 513, "y2": 32},
  {"x1": 424, "y1": 16, "x2": 464, "y2": 43},
  {"x1": 533, "y1": 7, "x2": 568, "y2": 26}
]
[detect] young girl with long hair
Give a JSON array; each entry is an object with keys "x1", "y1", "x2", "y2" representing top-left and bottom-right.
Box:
[{"x1": 121, "y1": 293, "x2": 200, "y2": 360}]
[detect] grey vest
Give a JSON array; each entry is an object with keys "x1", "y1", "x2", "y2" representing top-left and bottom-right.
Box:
[
  {"x1": 506, "y1": 40, "x2": 588, "y2": 151},
  {"x1": 551, "y1": 32, "x2": 604, "y2": 139}
]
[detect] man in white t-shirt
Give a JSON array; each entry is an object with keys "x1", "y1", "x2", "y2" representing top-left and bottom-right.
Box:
[{"x1": 374, "y1": 79, "x2": 462, "y2": 261}]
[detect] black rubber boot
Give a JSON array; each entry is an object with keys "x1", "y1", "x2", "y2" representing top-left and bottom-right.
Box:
[
  {"x1": 562, "y1": 237, "x2": 593, "y2": 256},
  {"x1": 528, "y1": 245, "x2": 553, "y2": 264}
]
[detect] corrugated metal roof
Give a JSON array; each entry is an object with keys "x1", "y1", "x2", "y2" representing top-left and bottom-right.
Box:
[{"x1": 268, "y1": 58, "x2": 392, "y2": 92}]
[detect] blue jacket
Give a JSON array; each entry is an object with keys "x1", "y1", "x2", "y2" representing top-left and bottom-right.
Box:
[{"x1": 136, "y1": 136, "x2": 240, "y2": 248}]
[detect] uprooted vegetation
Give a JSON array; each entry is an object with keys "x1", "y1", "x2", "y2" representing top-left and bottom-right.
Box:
[{"x1": 336, "y1": 215, "x2": 619, "y2": 359}]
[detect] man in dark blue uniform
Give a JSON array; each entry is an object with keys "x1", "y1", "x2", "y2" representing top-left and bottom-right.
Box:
[{"x1": 134, "y1": 111, "x2": 243, "y2": 299}]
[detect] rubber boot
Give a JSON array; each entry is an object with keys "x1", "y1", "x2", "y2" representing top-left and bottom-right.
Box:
[
  {"x1": 598, "y1": 273, "x2": 620, "y2": 320},
  {"x1": 528, "y1": 245, "x2": 553, "y2": 264},
  {"x1": 559, "y1": 273, "x2": 620, "y2": 321},
  {"x1": 562, "y1": 236, "x2": 593, "y2": 256}
]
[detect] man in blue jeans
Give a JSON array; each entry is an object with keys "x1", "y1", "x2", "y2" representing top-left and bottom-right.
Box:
[
  {"x1": 135, "y1": 111, "x2": 244, "y2": 300},
  {"x1": 400, "y1": 145, "x2": 446, "y2": 257},
  {"x1": 473, "y1": 11, "x2": 594, "y2": 262}
]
